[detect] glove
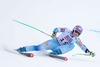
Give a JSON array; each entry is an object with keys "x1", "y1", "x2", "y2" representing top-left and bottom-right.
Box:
[
  {"x1": 51, "y1": 32, "x2": 57, "y2": 39},
  {"x1": 87, "y1": 51, "x2": 95, "y2": 57}
]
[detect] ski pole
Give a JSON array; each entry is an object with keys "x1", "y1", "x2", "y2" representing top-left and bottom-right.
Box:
[
  {"x1": 13, "y1": 19, "x2": 51, "y2": 37},
  {"x1": 72, "y1": 53, "x2": 90, "y2": 57},
  {"x1": 86, "y1": 29, "x2": 100, "y2": 33}
]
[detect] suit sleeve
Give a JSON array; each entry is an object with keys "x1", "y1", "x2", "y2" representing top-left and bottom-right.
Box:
[
  {"x1": 75, "y1": 38, "x2": 90, "y2": 53},
  {"x1": 53, "y1": 27, "x2": 67, "y2": 33}
]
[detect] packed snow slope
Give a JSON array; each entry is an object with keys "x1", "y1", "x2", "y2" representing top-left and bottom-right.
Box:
[{"x1": 0, "y1": 0, "x2": 100, "y2": 67}]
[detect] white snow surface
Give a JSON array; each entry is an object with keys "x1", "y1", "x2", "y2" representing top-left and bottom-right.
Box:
[{"x1": 0, "y1": 0, "x2": 100, "y2": 67}]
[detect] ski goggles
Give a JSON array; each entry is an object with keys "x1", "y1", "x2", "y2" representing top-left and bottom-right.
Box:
[{"x1": 74, "y1": 30, "x2": 81, "y2": 36}]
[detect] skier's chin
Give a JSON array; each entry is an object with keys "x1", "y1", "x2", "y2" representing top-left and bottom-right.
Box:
[{"x1": 73, "y1": 34, "x2": 79, "y2": 37}]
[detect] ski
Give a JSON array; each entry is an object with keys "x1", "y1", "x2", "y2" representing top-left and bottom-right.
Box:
[
  {"x1": 40, "y1": 50, "x2": 68, "y2": 61},
  {"x1": 18, "y1": 52, "x2": 34, "y2": 57},
  {"x1": 3, "y1": 46, "x2": 67, "y2": 60},
  {"x1": 49, "y1": 54, "x2": 68, "y2": 61},
  {"x1": 3, "y1": 46, "x2": 34, "y2": 58}
]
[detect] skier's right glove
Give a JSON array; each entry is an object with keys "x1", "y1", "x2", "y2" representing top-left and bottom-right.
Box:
[
  {"x1": 51, "y1": 32, "x2": 57, "y2": 39},
  {"x1": 51, "y1": 28, "x2": 59, "y2": 39}
]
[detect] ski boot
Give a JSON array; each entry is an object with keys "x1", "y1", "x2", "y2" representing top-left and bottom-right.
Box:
[{"x1": 16, "y1": 47, "x2": 26, "y2": 52}]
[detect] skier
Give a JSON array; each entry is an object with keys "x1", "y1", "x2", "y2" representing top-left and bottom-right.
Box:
[{"x1": 16, "y1": 25, "x2": 95, "y2": 57}]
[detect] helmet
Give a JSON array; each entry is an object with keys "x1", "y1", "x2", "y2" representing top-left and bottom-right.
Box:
[{"x1": 73, "y1": 25, "x2": 83, "y2": 35}]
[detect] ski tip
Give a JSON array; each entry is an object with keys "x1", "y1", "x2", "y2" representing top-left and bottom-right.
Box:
[
  {"x1": 64, "y1": 57, "x2": 68, "y2": 61},
  {"x1": 30, "y1": 53, "x2": 34, "y2": 57}
]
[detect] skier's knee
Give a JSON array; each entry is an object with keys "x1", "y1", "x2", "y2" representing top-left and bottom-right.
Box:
[{"x1": 34, "y1": 45, "x2": 41, "y2": 51}]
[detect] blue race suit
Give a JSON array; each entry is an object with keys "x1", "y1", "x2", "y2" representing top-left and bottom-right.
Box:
[{"x1": 19, "y1": 28, "x2": 90, "y2": 55}]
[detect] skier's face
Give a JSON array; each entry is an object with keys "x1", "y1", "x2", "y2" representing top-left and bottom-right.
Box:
[{"x1": 73, "y1": 30, "x2": 80, "y2": 37}]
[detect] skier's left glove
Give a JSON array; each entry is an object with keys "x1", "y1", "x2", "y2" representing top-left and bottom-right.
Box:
[{"x1": 87, "y1": 51, "x2": 95, "y2": 57}]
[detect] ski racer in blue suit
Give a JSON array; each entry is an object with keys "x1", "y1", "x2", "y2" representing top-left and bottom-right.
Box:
[{"x1": 16, "y1": 25, "x2": 95, "y2": 57}]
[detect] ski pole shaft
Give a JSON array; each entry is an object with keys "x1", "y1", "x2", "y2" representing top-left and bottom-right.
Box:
[
  {"x1": 13, "y1": 19, "x2": 51, "y2": 37},
  {"x1": 72, "y1": 53, "x2": 90, "y2": 56},
  {"x1": 86, "y1": 29, "x2": 100, "y2": 33}
]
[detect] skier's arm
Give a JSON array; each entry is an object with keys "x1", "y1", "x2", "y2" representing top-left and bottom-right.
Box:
[
  {"x1": 51, "y1": 27, "x2": 67, "y2": 38},
  {"x1": 75, "y1": 38, "x2": 90, "y2": 53},
  {"x1": 53, "y1": 27, "x2": 67, "y2": 33},
  {"x1": 76, "y1": 38, "x2": 95, "y2": 57}
]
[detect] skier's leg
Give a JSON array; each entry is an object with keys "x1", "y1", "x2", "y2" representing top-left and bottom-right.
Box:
[
  {"x1": 50, "y1": 43, "x2": 75, "y2": 55},
  {"x1": 16, "y1": 45, "x2": 40, "y2": 52},
  {"x1": 16, "y1": 39, "x2": 60, "y2": 52},
  {"x1": 38, "y1": 39, "x2": 60, "y2": 50}
]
